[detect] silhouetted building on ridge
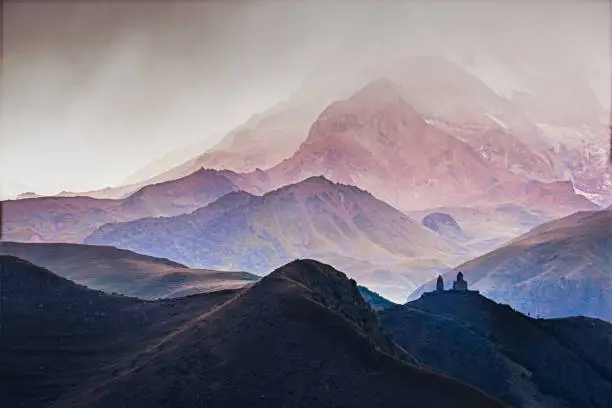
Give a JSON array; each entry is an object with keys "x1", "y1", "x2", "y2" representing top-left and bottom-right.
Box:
[
  {"x1": 423, "y1": 271, "x2": 479, "y2": 297},
  {"x1": 452, "y1": 271, "x2": 468, "y2": 291},
  {"x1": 436, "y1": 275, "x2": 444, "y2": 292}
]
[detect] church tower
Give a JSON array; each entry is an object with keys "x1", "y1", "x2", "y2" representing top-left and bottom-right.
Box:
[
  {"x1": 452, "y1": 271, "x2": 468, "y2": 291},
  {"x1": 436, "y1": 275, "x2": 444, "y2": 292}
]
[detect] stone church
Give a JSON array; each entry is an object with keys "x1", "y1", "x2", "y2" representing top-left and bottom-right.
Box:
[{"x1": 430, "y1": 271, "x2": 479, "y2": 295}]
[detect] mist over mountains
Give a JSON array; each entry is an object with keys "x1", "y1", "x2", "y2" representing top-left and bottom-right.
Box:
[
  {"x1": 1, "y1": 2, "x2": 611, "y2": 406},
  {"x1": 3, "y1": 53, "x2": 609, "y2": 305},
  {"x1": 2, "y1": 1, "x2": 609, "y2": 196}
]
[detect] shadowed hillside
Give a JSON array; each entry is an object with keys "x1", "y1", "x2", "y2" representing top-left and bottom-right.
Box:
[
  {"x1": 380, "y1": 292, "x2": 612, "y2": 408},
  {"x1": 0, "y1": 242, "x2": 258, "y2": 299},
  {"x1": 0, "y1": 256, "x2": 506, "y2": 408},
  {"x1": 358, "y1": 285, "x2": 396, "y2": 311},
  {"x1": 54, "y1": 259, "x2": 505, "y2": 408},
  {"x1": 0, "y1": 256, "x2": 240, "y2": 408}
]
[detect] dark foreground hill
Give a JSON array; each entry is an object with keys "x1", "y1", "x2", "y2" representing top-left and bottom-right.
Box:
[
  {"x1": 0, "y1": 256, "x2": 505, "y2": 408},
  {"x1": 0, "y1": 256, "x2": 239, "y2": 408},
  {"x1": 379, "y1": 292, "x2": 612, "y2": 408}
]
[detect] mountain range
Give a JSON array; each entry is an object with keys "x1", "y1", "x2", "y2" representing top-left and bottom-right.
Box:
[
  {"x1": 4, "y1": 13, "x2": 612, "y2": 408},
  {"x1": 84, "y1": 176, "x2": 468, "y2": 302},
  {"x1": 409, "y1": 208, "x2": 612, "y2": 321},
  {"x1": 3, "y1": 55, "x2": 608, "y2": 315},
  {"x1": 0, "y1": 256, "x2": 506, "y2": 408},
  {"x1": 264, "y1": 77, "x2": 598, "y2": 214},
  {"x1": 40, "y1": 57, "x2": 609, "y2": 208},
  {"x1": 2, "y1": 168, "x2": 249, "y2": 243}
]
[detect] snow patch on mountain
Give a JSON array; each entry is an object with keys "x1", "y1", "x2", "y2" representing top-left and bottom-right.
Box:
[{"x1": 484, "y1": 113, "x2": 509, "y2": 130}]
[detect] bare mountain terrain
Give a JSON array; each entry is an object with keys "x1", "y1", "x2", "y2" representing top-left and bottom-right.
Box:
[
  {"x1": 374, "y1": 55, "x2": 610, "y2": 205},
  {"x1": 126, "y1": 56, "x2": 597, "y2": 198},
  {"x1": 409, "y1": 209, "x2": 612, "y2": 321},
  {"x1": 264, "y1": 77, "x2": 597, "y2": 215},
  {"x1": 387, "y1": 56, "x2": 608, "y2": 194},
  {"x1": 0, "y1": 256, "x2": 506, "y2": 408},
  {"x1": 85, "y1": 176, "x2": 470, "y2": 302},
  {"x1": 266, "y1": 77, "x2": 518, "y2": 210},
  {"x1": 379, "y1": 292, "x2": 612, "y2": 408},
  {"x1": 0, "y1": 242, "x2": 257, "y2": 299}
]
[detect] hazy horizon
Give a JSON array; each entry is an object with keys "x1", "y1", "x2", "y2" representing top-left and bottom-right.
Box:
[{"x1": 1, "y1": 0, "x2": 609, "y2": 197}]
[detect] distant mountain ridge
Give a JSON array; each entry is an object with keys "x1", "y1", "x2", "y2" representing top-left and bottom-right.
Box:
[
  {"x1": 265, "y1": 77, "x2": 515, "y2": 210},
  {"x1": 122, "y1": 136, "x2": 225, "y2": 185},
  {"x1": 2, "y1": 168, "x2": 247, "y2": 243},
  {"x1": 85, "y1": 175, "x2": 471, "y2": 302},
  {"x1": 409, "y1": 209, "x2": 612, "y2": 321}
]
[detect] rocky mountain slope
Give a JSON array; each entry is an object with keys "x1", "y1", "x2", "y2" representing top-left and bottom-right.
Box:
[
  {"x1": 383, "y1": 55, "x2": 610, "y2": 205},
  {"x1": 264, "y1": 77, "x2": 597, "y2": 215}
]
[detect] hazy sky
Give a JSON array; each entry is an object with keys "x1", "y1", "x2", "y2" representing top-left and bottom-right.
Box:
[{"x1": 1, "y1": 0, "x2": 610, "y2": 196}]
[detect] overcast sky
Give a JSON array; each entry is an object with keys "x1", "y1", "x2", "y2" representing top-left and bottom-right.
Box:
[{"x1": 1, "y1": 0, "x2": 609, "y2": 196}]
